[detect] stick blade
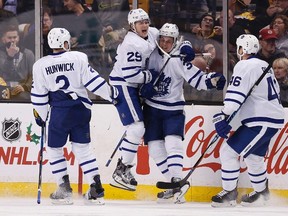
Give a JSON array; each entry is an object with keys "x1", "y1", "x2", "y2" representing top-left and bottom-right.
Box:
[{"x1": 156, "y1": 181, "x2": 181, "y2": 189}]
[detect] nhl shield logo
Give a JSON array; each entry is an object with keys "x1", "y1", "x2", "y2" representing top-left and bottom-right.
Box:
[{"x1": 2, "y1": 118, "x2": 21, "y2": 142}]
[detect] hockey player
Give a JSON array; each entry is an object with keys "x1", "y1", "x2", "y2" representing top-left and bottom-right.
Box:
[
  {"x1": 140, "y1": 23, "x2": 226, "y2": 203},
  {"x1": 211, "y1": 34, "x2": 285, "y2": 207},
  {"x1": 109, "y1": 8, "x2": 195, "y2": 191},
  {"x1": 31, "y1": 28, "x2": 118, "y2": 205}
]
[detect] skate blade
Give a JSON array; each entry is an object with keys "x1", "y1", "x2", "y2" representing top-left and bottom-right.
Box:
[
  {"x1": 51, "y1": 198, "x2": 73, "y2": 205},
  {"x1": 110, "y1": 179, "x2": 136, "y2": 191},
  {"x1": 174, "y1": 183, "x2": 190, "y2": 203},
  {"x1": 211, "y1": 200, "x2": 237, "y2": 208},
  {"x1": 240, "y1": 197, "x2": 268, "y2": 207},
  {"x1": 173, "y1": 194, "x2": 186, "y2": 204},
  {"x1": 156, "y1": 198, "x2": 173, "y2": 204},
  {"x1": 84, "y1": 197, "x2": 105, "y2": 205}
]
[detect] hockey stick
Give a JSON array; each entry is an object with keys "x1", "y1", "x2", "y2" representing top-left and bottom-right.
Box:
[
  {"x1": 37, "y1": 125, "x2": 45, "y2": 204},
  {"x1": 153, "y1": 36, "x2": 184, "y2": 86},
  {"x1": 156, "y1": 64, "x2": 272, "y2": 189},
  {"x1": 105, "y1": 131, "x2": 126, "y2": 167}
]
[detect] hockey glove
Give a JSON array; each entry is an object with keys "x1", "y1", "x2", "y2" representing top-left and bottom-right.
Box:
[
  {"x1": 110, "y1": 86, "x2": 119, "y2": 105},
  {"x1": 206, "y1": 72, "x2": 226, "y2": 90},
  {"x1": 213, "y1": 112, "x2": 231, "y2": 139},
  {"x1": 33, "y1": 109, "x2": 45, "y2": 127},
  {"x1": 140, "y1": 83, "x2": 157, "y2": 99},
  {"x1": 180, "y1": 41, "x2": 195, "y2": 63},
  {"x1": 142, "y1": 69, "x2": 159, "y2": 84}
]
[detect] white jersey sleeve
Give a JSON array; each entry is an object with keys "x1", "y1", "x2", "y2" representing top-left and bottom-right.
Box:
[
  {"x1": 222, "y1": 57, "x2": 284, "y2": 128},
  {"x1": 31, "y1": 51, "x2": 112, "y2": 120},
  {"x1": 109, "y1": 27, "x2": 158, "y2": 87}
]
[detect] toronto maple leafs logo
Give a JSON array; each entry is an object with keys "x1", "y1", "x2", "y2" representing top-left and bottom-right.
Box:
[
  {"x1": 2, "y1": 118, "x2": 21, "y2": 142},
  {"x1": 26, "y1": 123, "x2": 41, "y2": 145},
  {"x1": 155, "y1": 73, "x2": 171, "y2": 96}
]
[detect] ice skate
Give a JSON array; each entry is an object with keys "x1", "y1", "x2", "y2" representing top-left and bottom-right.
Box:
[
  {"x1": 84, "y1": 175, "x2": 105, "y2": 205},
  {"x1": 241, "y1": 181, "x2": 270, "y2": 206},
  {"x1": 50, "y1": 175, "x2": 73, "y2": 205},
  {"x1": 157, "y1": 178, "x2": 190, "y2": 204},
  {"x1": 211, "y1": 188, "x2": 238, "y2": 207},
  {"x1": 110, "y1": 158, "x2": 137, "y2": 191}
]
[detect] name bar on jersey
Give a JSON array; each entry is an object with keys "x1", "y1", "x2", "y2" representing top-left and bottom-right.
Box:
[{"x1": 45, "y1": 63, "x2": 74, "y2": 75}]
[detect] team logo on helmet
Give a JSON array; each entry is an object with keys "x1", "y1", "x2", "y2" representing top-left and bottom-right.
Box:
[{"x1": 2, "y1": 118, "x2": 21, "y2": 142}]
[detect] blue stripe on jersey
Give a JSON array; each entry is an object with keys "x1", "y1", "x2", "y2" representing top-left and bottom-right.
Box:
[
  {"x1": 84, "y1": 75, "x2": 99, "y2": 88},
  {"x1": 224, "y1": 98, "x2": 242, "y2": 106},
  {"x1": 30, "y1": 92, "x2": 49, "y2": 97},
  {"x1": 91, "y1": 80, "x2": 106, "y2": 93},
  {"x1": 194, "y1": 74, "x2": 204, "y2": 89},
  {"x1": 187, "y1": 69, "x2": 202, "y2": 84},
  {"x1": 226, "y1": 90, "x2": 246, "y2": 98},
  {"x1": 122, "y1": 66, "x2": 141, "y2": 71},
  {"x1": 242, "y1": 117, "x2": 284, "y2": 124},
  {"x1": 109, "y1": 76, "x2": 126, "y2": 82},
  {"x1": 123, "y1": 69, "x2": 142, "y2": 80},
  {"x1": 148, "y1": 98, "x2": 185, "y2": 107}
]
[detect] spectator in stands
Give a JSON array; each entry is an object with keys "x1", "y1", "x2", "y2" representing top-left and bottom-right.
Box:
[
  {"x1": 0, "y1": 25, "x2": 34, "y2": 100},
  {"x1": 214, "y1": 9, "x2": 246, "y2": 52},
  {"x1": 270, "y1": 14, "x2": 288, "y2": 56},
  {"x1": 0, "y1": 75, "x2": 10, "y2": 99},
  {"x1": 256, "y1": 28, "x2": 286, "y2": 65},
  {"x1": 21, "y1": 7, "x2": 54, "y2": 56},
  {"x1": 55, "y1": 0, "x2": 103, "y2": 47},
  {"x1": 273, "y1": 57, "x2": 288, "y2": 103},
  {"x1": 190, "y1": 13, "x2": 223, "y2": 73},
  {"x1": 91, "y1": 0, "x2": 130, "y2": 63},
  {"x1": 42, "y1": 6, "x2": 54, "y2": 56},
  {"x1": 53, "y1": 0, "x2": 103, "y2": 69}
]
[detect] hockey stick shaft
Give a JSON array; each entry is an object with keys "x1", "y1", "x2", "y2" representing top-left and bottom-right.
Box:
[
  {"x1": 37, "y1": 125, "x2": 45, "y2": 204},
  {"x1": 156, "y1": 64, "x2": 272, "y2": 189},
  {"x1": 153, "y1": 36, "x2": 184, "y2": 86},
  {"x1": 105, "y1": 131, "x2": 126, "y2": 167}
]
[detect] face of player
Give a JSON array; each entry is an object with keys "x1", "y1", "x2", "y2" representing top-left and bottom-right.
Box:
[
  {"x1": 134, "y1": 20, "x2": 149, "y2": 38},
  {"x1": 159, "y1": 36, "x2": 174, "y2": 53}
]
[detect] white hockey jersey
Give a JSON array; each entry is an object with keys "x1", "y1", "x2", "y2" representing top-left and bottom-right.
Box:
[
  {"x1": 31, "y1": 51, "x2": 112, "y2": 121},
  {"x1": 144, "y1": 49, "x2": 212, "y2": 111},
  {"x1": 222, "y1": 57, "x2": 284, "y2": 129},
  {"x1": 109, "y1": 27, "x2": 159, "y2": 87}
]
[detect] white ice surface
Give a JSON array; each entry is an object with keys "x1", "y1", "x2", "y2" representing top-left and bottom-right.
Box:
[{"x1": 0, "y1": 197, "x2": 287, "y2": 216}]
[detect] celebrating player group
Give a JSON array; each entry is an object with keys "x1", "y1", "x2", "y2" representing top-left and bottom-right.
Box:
[{"x1": 31, "y1": 7, "x2": 284, "y2": 208}]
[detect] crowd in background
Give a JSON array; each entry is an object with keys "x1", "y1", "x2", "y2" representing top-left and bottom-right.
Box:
[{"x1": 0, "y1": 0, "x2": 287, "y2": 105}]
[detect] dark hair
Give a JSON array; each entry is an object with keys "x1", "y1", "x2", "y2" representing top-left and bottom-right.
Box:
[
  {"x1": 3, "y1": 24, "x2": 19, "y2": 34},
  {"x1": 199, "y1": 13, "x2": 215, "y2": 25},
  {"x1": 270, "y1": 14, "x2": 288, "y2": 31}
]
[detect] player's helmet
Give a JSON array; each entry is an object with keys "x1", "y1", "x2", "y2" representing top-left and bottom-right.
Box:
[
  {"x1": 128, "y1": 8, "x2": 150, "y2": 32},
  {"x1": 236, "y1": 34, "x2": 259, "y2": 60},
  {"x1": 159, "y1": 23, "x2": 179, "y2": 43},
  {"x1": 48, "y1": 28, "x2": 71, "y2": 51}
]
